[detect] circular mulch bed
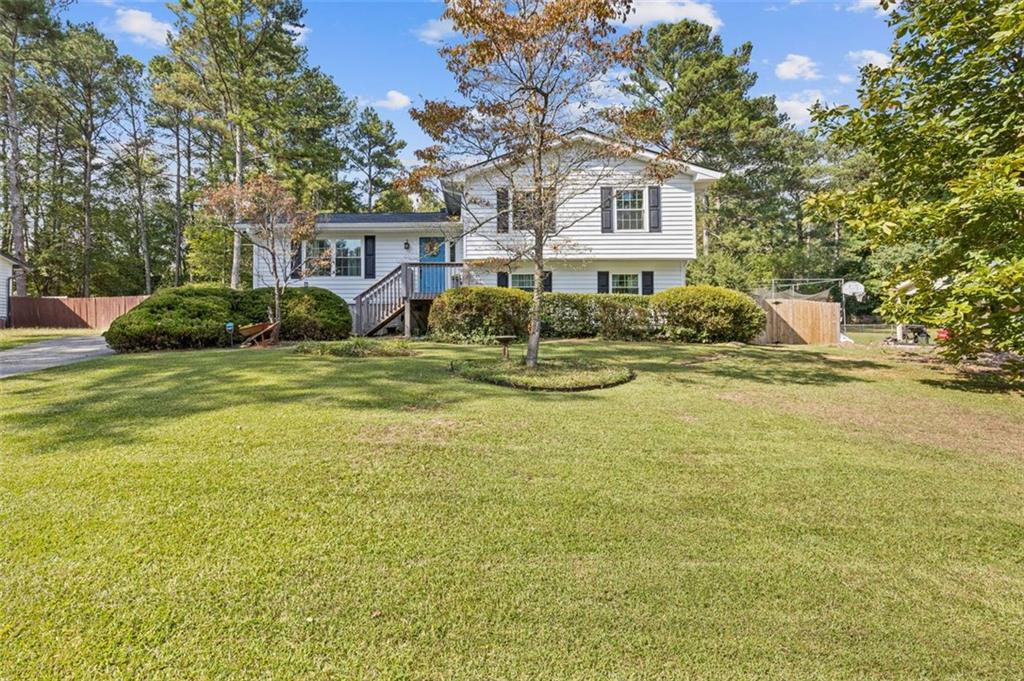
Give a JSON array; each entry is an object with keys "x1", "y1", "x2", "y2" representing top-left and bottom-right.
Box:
[{"x1": 455, "y1": 358, "x2": 635, "y2": 392}]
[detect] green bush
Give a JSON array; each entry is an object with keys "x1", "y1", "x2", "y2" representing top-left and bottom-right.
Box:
[
  {"x1": 104, "y1": 286, "x2": 238, "y2": 352},
  {"x1": 540, "y1": 293, "x2": 655, "y2": 340},
  {"x1": 428, "y1": 286, "x2": 531, "y2": 343},
  {"x1": 540, "y1": 293, "x2": 599, "y2": 338},
  {"x1": 651, "y1": 285, "x2": 765, "y2": 343},
  {"x1": 105, "y1": 285, "x2": 351, "y2": 352},
  {"x1": 239, "y1": 287, "x2": 352, "y2": 341},
  {"x1": 593, "y1": 294, "x2": 656, "y2": 340}
]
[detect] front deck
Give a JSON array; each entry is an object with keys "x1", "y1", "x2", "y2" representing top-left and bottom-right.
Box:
[{"x1": 353, "y1": 262, "x2": 465, "y2": 336}]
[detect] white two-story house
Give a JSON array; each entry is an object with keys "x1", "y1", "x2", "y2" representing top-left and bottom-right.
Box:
[{"x1": 253, "y1": 131, "x2": 722, "y2": 335}]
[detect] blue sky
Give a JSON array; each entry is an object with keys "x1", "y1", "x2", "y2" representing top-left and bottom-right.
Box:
[{"x1": 70, "y1": 0, "x2": 894, "y2": 166}]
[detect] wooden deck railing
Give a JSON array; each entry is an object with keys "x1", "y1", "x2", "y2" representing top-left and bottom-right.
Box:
[{"x1": 353, "y1": 262, "x2": 465, "y2": 336}]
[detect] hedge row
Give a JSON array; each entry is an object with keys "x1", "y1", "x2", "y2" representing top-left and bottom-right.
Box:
[
  {"x1": 104, "y1": 285, "x2": 351, "y2": 352},
  {"x1": 428, "y1": 285, "x2": 765, "y2": 343}
]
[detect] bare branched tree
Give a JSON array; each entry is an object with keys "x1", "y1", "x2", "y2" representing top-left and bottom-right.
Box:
[{"x1": 204, "y1": 174, "x2": 323, "y2": 335}]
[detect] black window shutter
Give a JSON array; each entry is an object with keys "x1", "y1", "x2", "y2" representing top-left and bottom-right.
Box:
[
  {"x1": 543, "y1": 271, "x2": 552, "y2": 292},
  {"x1": 496, "y1": 188, "x2": 509, "y2": 233},
  {"x1": 496, "y1": 271, "x2": 509, "y2": 287},
  {"x1": 642, "y1": 271, "x2": 654, "y2": 295},
  {"x1": 364, "y1": 235, "x2": 376, "y2": 279},
  {"x1": 449, "y1": 241, "x2": 457, "y2": 263},
  {"x1": 289, "y1": 241, "x2": 301, "y2": 279},
  {"x1": 648, "y1": 186, "x2": 661, "y2": 232},
  {"x1": 597, "y1": 271, "x2": 609, "y2": 293},
  {"x1": 600, "y1": 187, "x2": 613, "y2": 233}
]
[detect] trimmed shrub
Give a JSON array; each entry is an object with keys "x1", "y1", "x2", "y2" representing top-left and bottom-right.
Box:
[
  {"x1": 104, "y1": 286, "x2": 238, "y2": 352},
  {"x1": 540, "y1": 293, "x2": 655, "y2": 340},
  {"x1": 593, "y1": 294, "x2": 656, "y2": 340},
  {"x1": 238, "y1": 287, "x2": 351, "y2": 341},
  {"x1": 540, "y1": 293, "x2": 599, "y2": 338},
  {"x1": 105, "y1": 285, "x2": 350, "y2": 352},
  {"x1": 428, "y1": 286, "x2": 531, "y2": 343},
  {"x1": 651, "y1": 285, "x2": 765, "y2": 343}
]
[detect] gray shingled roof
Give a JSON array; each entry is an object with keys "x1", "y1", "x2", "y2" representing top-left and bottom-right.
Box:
[{"x1": 316, "y1": 211, "x2": 451, "y2": 224}]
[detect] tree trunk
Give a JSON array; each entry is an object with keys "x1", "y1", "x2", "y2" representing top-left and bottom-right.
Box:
[
  {"x1": 230, "y1": 123, "x2": 243, "y2": 289},
  {"x1": 524, "y1": 258, "x2": 543, "y2": 369},
  {"x1": 4, "y1": 40, "x2": 28, "y2": 295},
  {"x1": 82, "y1": 137, "x2": 93, "y2": 297},
  {"x1": 135, "y1": 162, "x2": 151, "y2": 295},
  {"x1": 173, "y1": 114, "x2": 183, "y2": 286}
]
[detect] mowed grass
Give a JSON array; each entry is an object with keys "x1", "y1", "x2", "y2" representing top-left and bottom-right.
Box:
[
  {"x1": 1, "y1": 340, "x2": 1022, "y2": 679},
  {"x1": 0, "y1": 327, "x2": 98, "y2": 351}
]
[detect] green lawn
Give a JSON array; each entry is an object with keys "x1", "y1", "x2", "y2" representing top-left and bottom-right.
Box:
[
  {"x1": 0, "y1": 327, "x2": 98, "y2": 351},
  {"x1": 2, "y1": 341, "x2": 1022, "y2": 678}
]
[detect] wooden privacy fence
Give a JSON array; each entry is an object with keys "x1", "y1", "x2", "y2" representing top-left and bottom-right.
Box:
[
  {"x1": 754, "y1": 298, "x2": 841, "y2": 345},
  {"x1": 10, "y1": 295, "x2": 149, "y2": 330}
]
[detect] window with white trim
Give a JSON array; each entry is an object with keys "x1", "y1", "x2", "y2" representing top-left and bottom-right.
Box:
[
  {"x1": 611, "y1": 273, "x2": 639, "y2": 295},
  {"x1": 334, "y1": 238, "x2": 362, "y2": 277},
  {"x1": 510, "y1": 273, "x2": 534, "y2": 291},
  {"x1": 513, "y1": 188, "x2": 556, "y2": 232},
  {"x1": 306, "y1": 239, "x2": 331, "y2": 276},
  {"x1": 615, "y1": 189, "x2": 644, "y2": 231}
]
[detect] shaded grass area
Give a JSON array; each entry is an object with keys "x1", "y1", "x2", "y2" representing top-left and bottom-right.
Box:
[
  {"x1": 295, "y1": 338, "x2": 416, "y2": 358},
  {"x1": 1, "y1": 340, "x2": 1023, "y2": 678},
  {"x1": 457, "y1": 357, "x2": 634, "y2": 391},
  {"x1": 0, "y1": 327, "x2": 98, "y2": 351}
]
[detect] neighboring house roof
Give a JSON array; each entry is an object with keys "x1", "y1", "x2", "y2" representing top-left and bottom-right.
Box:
[
  {"x1": 444, "y1": 128, "x2": 725, "y2": 183},
  {"x1": 315, "y1": 211, "x2": 452, "y2": 226},
  {"x1": 0, "y1": 251, "x2": 30, "y2": 270}
]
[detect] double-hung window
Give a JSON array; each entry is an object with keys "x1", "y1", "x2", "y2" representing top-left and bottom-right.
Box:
[
  {"x1": 306, "y1": 239, "x2": 331, "y2": 276},
  {"x1": 611, "y1": 273, "x2": 639, "y2": 295},
  {"x1": 615, "y1": 190, "x2": 644, "y2": 231},
  {"x1": 513, "y1": 188, "x2": 556, "y2": 232},
  {"x1": 334, "y1": 239, "x2": 362, "y2": 277}
]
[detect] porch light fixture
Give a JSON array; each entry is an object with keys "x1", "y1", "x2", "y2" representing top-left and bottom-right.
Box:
[{"x1": 403, "y1": 240, "x2": 410, "y2": 250}]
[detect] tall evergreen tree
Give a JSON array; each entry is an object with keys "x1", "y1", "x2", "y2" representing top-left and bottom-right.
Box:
[
  {"x1": 347, "y1": 106, "x2": 405, "y2": 211},
  {"x1": 167, "y1": 0, "x2": 306, "y2": 288},
  {"x1": 0, "y1": 0, "x2": 61, "y2": 294}
]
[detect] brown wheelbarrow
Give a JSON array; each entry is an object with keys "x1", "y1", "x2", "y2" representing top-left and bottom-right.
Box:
[{"x1": 239, "y1": 321, "x2": 280, "y2": 347}]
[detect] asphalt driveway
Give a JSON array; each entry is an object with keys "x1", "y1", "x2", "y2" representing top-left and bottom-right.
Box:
[{"x1": 0, "y1": 336, "x2": 113, "y2": 379}]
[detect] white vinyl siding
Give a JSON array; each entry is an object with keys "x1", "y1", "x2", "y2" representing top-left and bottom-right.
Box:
[
  {"x1": 0, "y1": 258, "x2": 11, "y2": 322},
  {"x1": 254, "y1": 227, "x2": 457, "y2": 303},
  {"x1": 461, "y1": 157, "x2": 697, "y2": 261}
]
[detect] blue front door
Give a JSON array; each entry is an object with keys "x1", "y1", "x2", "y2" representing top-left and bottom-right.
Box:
[{"x1": 419, "y1": 237, "x2": 446, "y2": 294}]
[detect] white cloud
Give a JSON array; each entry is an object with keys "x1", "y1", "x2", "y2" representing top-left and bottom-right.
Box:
[
  {"x1": 847, "y1": 0, "x2": 886, "y2": 14},
  {"x1": 622, "y1": 1, "x2": 723, "y2": 31},
  {"x1": 775, "y1": 54, "x2": 821, "y2": 80},
  {"x1": 837, "y1": 73, "x2": 855, "y2": 84},
  {"x1": 374, "y1": 90, "x2": 412, "y2": 110},
  {"x1": 415, "y1": 18, "x2": 456, "y2": 45},
  {"x1": 115, "y1": 8, "x2": 173, "y2": 47},
  {"x1": 286, "y1": 24, "x2": 311, "y2": 45},
  {"x1": 847, "y1": 48, "x2": 891, "y2": 67},
  {"x1": 777, "y1": 89, "x2": 825, "y2": 126}
]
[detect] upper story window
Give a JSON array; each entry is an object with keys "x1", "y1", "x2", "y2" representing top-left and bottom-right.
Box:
[
  {"x1": 334, "y1": 239, "x2": 362, "y2": 277},
  {"x1": 512, "y1": 188, "x2": 556, "y2": 232},
  {"x1": 615, "y1": 190, "x2": 645, "y2": 231}
]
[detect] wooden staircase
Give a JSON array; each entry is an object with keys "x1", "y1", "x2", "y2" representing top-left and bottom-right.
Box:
[{"x1": 353, "y1": 262, "x2": 464, "y2": 336}]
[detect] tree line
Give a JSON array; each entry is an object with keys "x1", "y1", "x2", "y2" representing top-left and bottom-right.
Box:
[{"x1": 0, "y1": 0, "x2": 421, "y2": 298}]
